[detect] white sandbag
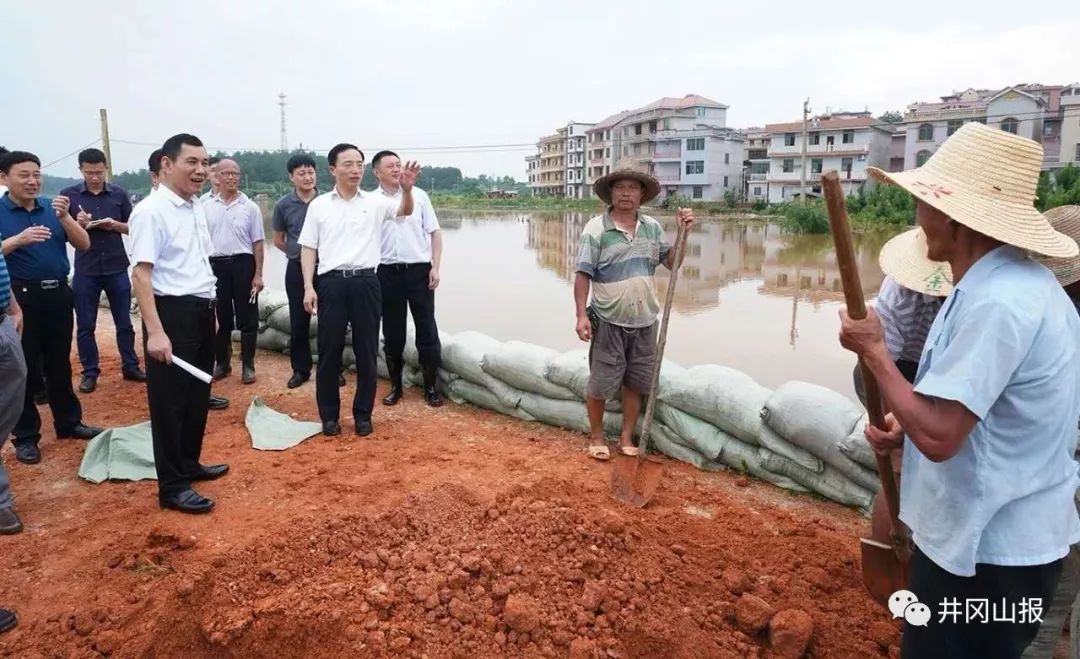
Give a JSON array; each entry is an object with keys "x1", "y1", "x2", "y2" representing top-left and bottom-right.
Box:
[
  {"x1": 268, "y1": 305, "x2": 291, "y2": 334},
  {"x1": 711, "y1": 433, "x2": 811, "y2": 493},
  {"x1": 404, "y1": 365, "x2": 423, "y2": 388},
  {"x1": 651, "y1": 422, "x2": 726, "y2": 472},
  {"x1": 258, "y1": 289, "x2": 289, "y2": 322},
  {"x1": 482, "y1": 341, "x2": 578, "y2": 401},
  {"x1": 655, "y1": 403, "x2": 733, "y2": 461},
  {"x1": 517, "y1": 393, "x2": 589, "y2": 432},
  {"x1": 757, "y1": 448, "x2": 875, "y2": 509},
  {"x1": 342, "y1": 347, "x2": 356, "y2": 369},
  {"x1": 401, "y1": 331, "x2": 455, "y2": 370},
  {"x1": 546, "y1": 349, "x2": 680, "y2": 408},
  {"x1": 838, "y1": 414, "x2": 879, "y2": 472},
  {"x1": 442, "y1": 330, "x2": 500, "y2": 383},
  {"x1": 447, "y1": 379, "x2": 534, "y2": 421},
  {"x1": 257, "y1": 328, "x2": 290, "y2": 352}
]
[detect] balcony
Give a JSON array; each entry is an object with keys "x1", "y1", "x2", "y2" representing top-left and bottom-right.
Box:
[
  {"x1": 655, "y1": 173, "x2": 681, "y2": 184},
  {"x1": 749, "y1": 173, "x2": 768, "y2": 181},
  {"x1": 652, "y1": 150, "x2": 681, "y2": 161}
]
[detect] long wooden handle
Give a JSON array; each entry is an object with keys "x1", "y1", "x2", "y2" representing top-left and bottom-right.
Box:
[
  {"x1": 821, "y1": 172, "x2": 907, "y2": 548},
  {"x1": 636, "y1": 217, "x2": 689, "y2": 457}
]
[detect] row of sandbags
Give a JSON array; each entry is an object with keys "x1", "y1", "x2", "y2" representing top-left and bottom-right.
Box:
[{"x1": 246, "y1": 289, "x2": 883, "y2": 511}]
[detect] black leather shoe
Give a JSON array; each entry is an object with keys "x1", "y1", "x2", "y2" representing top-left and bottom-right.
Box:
[
  {"x1": 323, "y1": 421, "x2": 341, "y2": 436},
  {"x1": 338, "y1": 373, "x2": 346, "y2": 387},
  {"x1": 382, "y1": 386, "x2": 403, "y2": 406},
  {"x1": 0, "y1": 508, "x2": 23, "y2": 535},
  {"x1": 33, "y1": 390, "x2": 47, "y2": 406},
  {"x1": 0, "y1": 608, "x2": 17, "y2": 634},
  {"x1": 190, "y1": 464, "x2": 230, "y2": 481},
  {"x1": 57, "y1": 424, "x2": 103, "y2": 440},
  {"x1": 122, "y1": 368, "x2": 147, "y2": 383},
  {"x1": 212, "y1": 364, "x2": 231, "y2": 381},
  {"x1": 356, "y1": 420, "x2": 373, "y2": 437},
  {"x1": 159, "y1": 489, "x2": 214, "y2": 514},
  {"x1": 208, "y1": 395, "x2": 229, "y2": 411},
  {"x1": 79, "y1": 375, "x2": 97, "y2": 393},
  {"x1": 287, "y1": 372, "x2": 309, "y2": 389},
  {"x1": 14, "y1": 444, "x2": 39, "y2": 465}
]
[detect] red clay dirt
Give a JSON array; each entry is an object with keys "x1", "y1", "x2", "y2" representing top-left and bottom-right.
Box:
[{"x1": 0, "y1": 325, "x2": 905, "y2": 658}]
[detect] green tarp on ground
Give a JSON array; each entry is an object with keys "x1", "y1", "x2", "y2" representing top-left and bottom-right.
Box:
[{"x1": 245, "y1": 397, "x2": 323, "y2": 451}]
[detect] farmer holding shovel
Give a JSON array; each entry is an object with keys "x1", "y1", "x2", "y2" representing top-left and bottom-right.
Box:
[
  {"x1": 574, "y1": 160, "x2": 693, "y2": 461},
  {"x1": 838, "y1": 123, "x2": 1080, "y2": 658}
]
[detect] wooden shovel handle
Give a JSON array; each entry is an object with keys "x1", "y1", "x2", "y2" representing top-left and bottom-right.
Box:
[
  {"x1": 636, "y1": 216, "x2": 689, "y2": 457},
  {"x1": 821, "y1": 172, "x2": 907, "y2": 552}
]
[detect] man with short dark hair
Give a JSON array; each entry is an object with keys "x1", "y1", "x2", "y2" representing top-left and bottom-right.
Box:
[
  {"x1": 199, "y1": 156, "x2": 222, "y2": 202},
  {"x1": 202, "y1": 159, "x2": 264, "y2": 384},
  {"x1": 0, "y1": 151, "x2": 101, "y2": 465},
  {"x1": 273, "y1": 153, "x2": 319, "y2": 388},
  {"x1": 371, "y1": 150, "x2": 444, "y2": 407},
  {"x1": 298, "y1": 144, "x2": 419, "y2": 437},
  {"x1": 60, "y1": 148, "x2": 143, "y2": 393},
  {"x1": 130, "y1": 134, "x2": 228, "y2": 514}
]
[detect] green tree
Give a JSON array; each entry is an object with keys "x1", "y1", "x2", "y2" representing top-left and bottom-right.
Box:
[{"x1": 877, "y1": 111, "x2": 903, "y2": 124}]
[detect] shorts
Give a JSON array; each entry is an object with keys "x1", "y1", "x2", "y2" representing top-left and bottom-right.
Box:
[{"x1": 586, "y1": 319, "x2": 657, "y2": 400}]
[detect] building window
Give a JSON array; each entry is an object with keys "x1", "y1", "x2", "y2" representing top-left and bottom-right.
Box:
[
  {"x1": 1001, "y1": 118, "x2": 1019, "y2": 134},
  {"x1": 841, "y1": 156, "x2": 853, "y2": 173},
  {"x1": 842, "y1": 130, "x2": 855, "y2": 144},
  {"x1": 916, "y1": 150, "x2": 932, "y2": 167},
  {"x1": 753, "y1": 186, "x2": 762, "y2": 195},
  {"x1": 1075, "y1": 144, "x2": 1080, "y2": 161},
  {"x1": 663, "y1": 119, "x2": 671, "y2": 130},
  {"x1": 633, "y1": 144, "x2": 641, "y2": 155},
  {"x1": 605, "y1": 148, "x2": 610, "y2": 157},
  {"x1": 687, "y1": 138, "x2": 705, "y2": 151},
  {"x1": 696, "y1": 107, "x2": 706, "y2": 117},
  {"x1": 634, "y1": 124, "x2": 642, "y2": 136},
  {"x1": 918, "y1": 124, "x2": 934, "y2": 141},
  {"x1": 810, "y1": 158, "x2": 823, "y2": 174},
  {"x1": 810, "y1": 132, "x2": 820, "y2": 145},
  {"x1": 947, "y1": 120, "x2": 963, "y2": 136},
  {"x1": 723, "y1": 176, "x2": 729, "y2": 187},
  {"x1": 686, "y1": 161, "x2": 705, "y2": 175},
  {"x1": 724, "y1": 153, "x2": 730, "y2": 164},
  {"x1": 692, "y1": 186, "x2": 703, "y2": 199},
  {"x1": 649, "y1": 121, "x2": 657, "y2": 133},
  {"x1": 783, "y1": 159, "x2": 795, "y2": 173},
  {"x1": 784, "y1": 133, "x2": 796, "y2": 147}
]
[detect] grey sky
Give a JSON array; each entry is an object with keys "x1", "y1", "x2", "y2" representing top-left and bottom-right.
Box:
[{"x1": 5, "y1": 0, "x2": 1078, "y2": 181}]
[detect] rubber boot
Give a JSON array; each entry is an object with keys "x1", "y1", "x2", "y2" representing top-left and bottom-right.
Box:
[
  {"x1": 383, "y1": 356, "x2": 404, "y2": 406},
  {"x1": 422, "y1": 365, "x2": 443, "y2": 407},
  {"x1": 241, "y1": 332, "x2": 257, "y2": 384},
  {"x1": 213, "y1": 343, "x2": 232, "y2": 381}
]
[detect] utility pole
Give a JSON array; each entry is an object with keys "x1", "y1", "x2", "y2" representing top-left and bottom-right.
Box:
[
  {"x1": 278, "y1": 93, "x2": 288, "y2": 151},
  {"x1": 800, "y1": 98, "x2": 809, "y2": 204},
  {"x1": 99, "y1": 108, "x2": 113, "y2": 182}
]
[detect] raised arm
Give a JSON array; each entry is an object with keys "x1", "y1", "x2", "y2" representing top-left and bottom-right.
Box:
[{"x1": 52, "y1": 196, "x2": 91, "y2": 251}]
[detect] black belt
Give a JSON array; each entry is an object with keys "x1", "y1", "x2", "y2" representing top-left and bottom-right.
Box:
[
  {"x1": 381, "y1": 262, "x2": 429, "y2": 271},
  {"x1": 324, "y1": 268, "x2": 376, "y2": 278},
  {"x1": 12, "y1": 279, "x2": 66, "y2": 290},
  {"x1": 154, "y1": 294, "x2": 217, "y2": 309},
  {"x1": 210, "y1": 255, "x2": 251, "y2": 263}
]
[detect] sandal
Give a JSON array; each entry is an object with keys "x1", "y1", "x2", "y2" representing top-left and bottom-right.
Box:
[
  {"x1": 618, "y1": 445, "x2": 639, "y2": 457},
  {"x1": 587, "y1": 444, "x2": 611, "y2": 461}
]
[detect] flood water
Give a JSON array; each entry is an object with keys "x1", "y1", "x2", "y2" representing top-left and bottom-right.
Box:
[{"x1": 256, "y1": 207, "x2": 898, "y2": 400}]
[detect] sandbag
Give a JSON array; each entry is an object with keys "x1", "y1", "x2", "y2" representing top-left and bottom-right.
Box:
[
  {"x1": 710, "y1": 432, "x2": 811, "y2": 493},
  {"x1": 651, "y1": 422, "x2": 726, "y2": 472},
  {"x1": 257, "y1": 328, "x2": 291, "y2": 352},
  {"x1": 482, "y1": 341, "x2": 578, "y2": 401},
  {"x1": 442, "y1": 330, "x2": 501, "y2": 384},
  {"x1": 517, "y1": 392, "x2": 589, "y2": 432},
  {"x1": 655, "y1": 403, "x2": 733, "y2": 461},
  {"x1": 447, "y1": 379, "x2": 534, "y2": 421},
  {"x1": 258, "y1": 289, "x2": 289, "y2": 322},
  {"x1": 267, "y1": 305, "x2": 291, "y2": 334},
  {"x1": 838, "y1": 414, "x2": 879, "y2": 471},
  {"x1": 757, "y1": 448, "x2": 875, "y2": 510},
  {"x1": 659, "y1": 365, "x2": 824, "y2": 473},
  {"x1": 545, "y1": 349, "x2": 675, "y2": 412}
]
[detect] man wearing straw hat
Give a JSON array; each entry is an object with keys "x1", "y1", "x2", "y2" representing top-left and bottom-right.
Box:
[
  {"x1": 838, "y1": 123, "x2": 1080, "y2": 658},
  {"x1": 574, "y1": 160, "x2": 693, "y2": 461}
]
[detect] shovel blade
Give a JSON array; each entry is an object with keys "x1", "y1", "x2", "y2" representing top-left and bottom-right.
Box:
[
  {"x1": 861, "y1": 538, "x2": 908, "y2": 608},
  {"x1": 609, "y1": 455, "x2": 665, "y2": 508}
]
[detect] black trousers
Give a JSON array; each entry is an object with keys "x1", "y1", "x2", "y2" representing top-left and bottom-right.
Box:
[
  {"x1": 316, "y1": 272, "x2": 380, "y2": 423},
  {"x1": 378, "y1": 262, "x2": 441, "y2": 368},
  {"x1": 12, "y1": 281, "x2": 83, "y2": 445},
  {"x1": 144, "y1": 295, "x2": 215, "y2": 496},
  {"x1": 903, "y1": 545, "x2": 1064, "y2": 659},
  {"x1": 210, "y1": 254, "x2": 257, "y2": 366},
  {"x1": 285, "y1": 258, "x2": 313, "y2": 377}
]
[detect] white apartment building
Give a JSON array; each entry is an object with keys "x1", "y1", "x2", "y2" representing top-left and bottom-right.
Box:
[
  {"x1": 563, "y1": 121, "x2": 594, "y2": 198},
  {"x1": 743, "y1": 128, "x2": 770, "y2": 202},
  {"x1": 1062, "y1": 83, "x2": 1080, "y2": 167},
  {"x1": 764, "y1": 112, "x2": 891, "y2": 203}
]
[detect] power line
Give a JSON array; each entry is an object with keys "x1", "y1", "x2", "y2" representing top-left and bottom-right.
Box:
[{"x1": 40, "y1": 138, "x2": 102, "y2": 170}]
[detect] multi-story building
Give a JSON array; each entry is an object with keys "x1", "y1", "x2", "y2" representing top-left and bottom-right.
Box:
[
  {"x1": 902, "y1": 84, "x2": 1071, "y2": 170},
  {"x1": 525, "y1": 154, "x2": 539, "y2": 193},
  {"x1": 563, "y1": 122, "x2": 594, "y2": 198},
  {"x1": 585, "y1": 111, "x2": 629, "y2": 194},
  {"x1": 763, "y1": 111, "x2": 891, "y2": 203},
  {"x1": 534, "y1": 129, "x2": 566, "y2": 196},
  {"x1": 743, "y1": 127, "x2": 770, "y2": 202},
  {"x1": 1062, "y1": 83, "x2": 1080, "y2": 167}
]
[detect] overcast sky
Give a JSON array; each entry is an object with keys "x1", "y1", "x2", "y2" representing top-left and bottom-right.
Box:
[{"x1": 5, "y1": 0, "x2": 1078, "y2": 181}]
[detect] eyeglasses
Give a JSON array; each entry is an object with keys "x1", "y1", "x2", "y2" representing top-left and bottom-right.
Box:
[{"x1": 218, "y1": 172, "x2": 241, "y2": 178}]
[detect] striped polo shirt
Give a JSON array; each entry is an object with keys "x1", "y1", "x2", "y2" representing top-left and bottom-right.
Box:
[
  {"x1": 875, "y1": 275, "x2": 944, "y2": 363},
  {"x1": 0, "y1": 251, "x2": 10, "y2": 314},
  {"x1": 576, "y1": 211, "x2": 671, "y2": 328}
]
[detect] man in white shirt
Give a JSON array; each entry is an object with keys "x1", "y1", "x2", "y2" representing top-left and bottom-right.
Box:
[
  {"x1": 130, "y1": 133, "x2": 229, "y2": 514},
  {"x1": 298, "y1": 143, "x2": 419, "y2": 437},
  {"x1": 371, "y1": 150, "x2": 444, "y2": 408},
  {"x1": 202, "y1": 159, "x2": 264, "y2": 384},
  {"x1": 198, "y1": 157, "x2": 221, "y2": 203}
]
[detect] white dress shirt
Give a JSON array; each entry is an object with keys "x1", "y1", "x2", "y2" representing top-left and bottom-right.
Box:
[
  {"x1": 298, "y1": 187, "x2": 398, "y2": 275},
  {"x1": 129, "y1": 184, "x2": 217, "y2": 298},
  {"x1": 375, "y1": 186, "x2": 439, "y2": 264},
  {"x1": 202, "y1": 192, "x2": 264, "y2": 257}
]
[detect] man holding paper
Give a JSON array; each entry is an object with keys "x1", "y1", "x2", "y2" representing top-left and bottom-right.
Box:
[{"x1": 130, "y1": 133, "x2": 229, "y2": 514}]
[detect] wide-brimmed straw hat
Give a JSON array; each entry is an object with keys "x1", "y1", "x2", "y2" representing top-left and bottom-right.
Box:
[
  {"x1": 1036, "y1": 205, "x2": 1080, "y2": 286},
  {"x1": 868, "y1": 122, "x2": 1077, "y2": 259},
  {"x1": 593, "y1": 159, "x2": 661, "y2": 205},
  {"x1": 878, "y1": 228, "x2": 954, "y2": 296}
]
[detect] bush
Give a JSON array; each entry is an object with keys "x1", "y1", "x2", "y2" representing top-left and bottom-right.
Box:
[
  {"x1": 752, "y1": 198, "x2": 769, "y2": 212},
  {"x1": 1039, "y1": 164, "x2": 1080, "y2": 210},
  {"x1": 778, "y1": 202, "x2": 830, "y2": 234}
]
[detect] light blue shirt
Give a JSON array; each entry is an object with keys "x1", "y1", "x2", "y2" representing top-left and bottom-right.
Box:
[{"x1": 901, "y1": 245, "x2": 1080, "y2": 577}]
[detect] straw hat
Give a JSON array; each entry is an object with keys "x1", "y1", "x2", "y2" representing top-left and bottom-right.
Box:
[
  {"x1": 878, "y1": 228, "x2": 954, "y2": 296},
  {"x1": 868, "y1": 122, "x2": 1077, "y2": 259},
  {"x1": 1036, "y1": 205, "x2": 1080, "y2": 286},
  {"x1": 593, "y1": 159, "x2": 661, "y2": 205}
]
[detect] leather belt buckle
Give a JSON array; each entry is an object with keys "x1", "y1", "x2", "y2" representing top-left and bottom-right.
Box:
[{"x1": 41, "y1": 280, "x2": 60, "y2": 290}]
